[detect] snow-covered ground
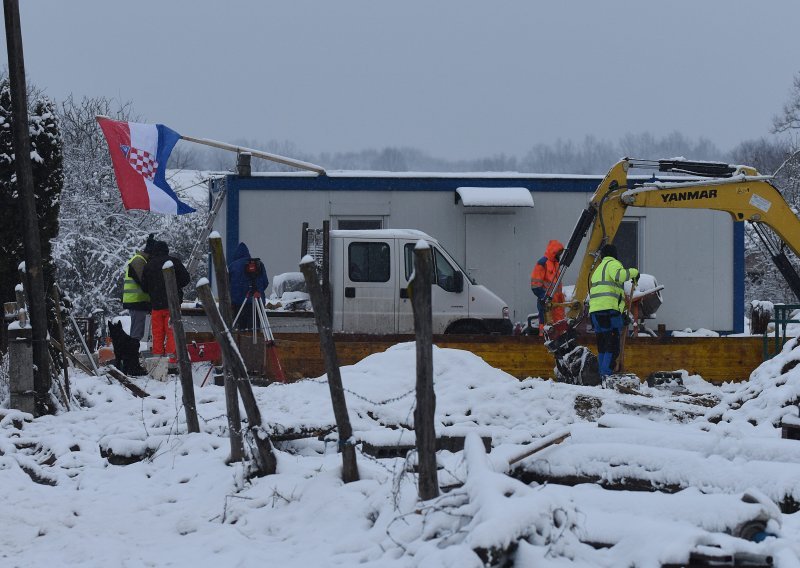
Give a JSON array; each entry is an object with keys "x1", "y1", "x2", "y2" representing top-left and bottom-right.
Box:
[{"x1": 1, "y1": 340, "x2": 800, "y2": 566}]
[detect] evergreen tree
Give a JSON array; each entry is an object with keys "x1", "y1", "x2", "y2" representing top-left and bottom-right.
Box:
[{"x1": 0, "y1": 80, "x2": 64, "y2": 303}]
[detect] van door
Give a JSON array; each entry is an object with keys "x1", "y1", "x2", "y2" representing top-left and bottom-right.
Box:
[
  {"x1": 341, "y1": 238, "x2": 397, "y2": 334},
  {"x1": 430, "y1": 246, "x2": 469, "y2": 332},
  {"x1": 397, "y1": 241, "x2": 417, "y2": 333},
  {"x1": 399, "y1": 241, "x2": 469, "y2": 334}
]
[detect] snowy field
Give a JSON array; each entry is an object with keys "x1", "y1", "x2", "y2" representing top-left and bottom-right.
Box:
[{"x1": 1, "y1": 340, "x2": 800, "y2": 567}]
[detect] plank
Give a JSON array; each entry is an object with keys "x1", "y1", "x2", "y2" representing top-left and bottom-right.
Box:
[{"x1": 187, "y1": 332, "x2": 764, "y2": 384}]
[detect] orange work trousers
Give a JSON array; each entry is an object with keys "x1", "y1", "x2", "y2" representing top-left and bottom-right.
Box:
[{"x1": 150, "y1": 309, "x2": 175, "y2": 355}]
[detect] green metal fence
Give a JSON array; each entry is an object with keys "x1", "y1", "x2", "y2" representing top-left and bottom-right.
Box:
[{"x1": 763, "y1": 304, "x2": 800, "y2": 359}]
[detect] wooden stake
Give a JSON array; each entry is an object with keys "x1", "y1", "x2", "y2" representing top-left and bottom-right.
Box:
[
  {"x1": 197, "y1": 281, "x2": 276, "y2": 475},
  {"x1": 208, "y1": 234, "x2": 244, "y2": 462},
  {"x1": 50, "y1": 284, "x2": 71, "y2": 402},
  {"x1": 163, "y1": 263, "x2": 200, "y2": 434},
  {"x1": 300, "y1": 258, "x2": 359, "y2": 483},
  {"x1": 410, "y1": 244, "x2": 439, "y2": 500}
]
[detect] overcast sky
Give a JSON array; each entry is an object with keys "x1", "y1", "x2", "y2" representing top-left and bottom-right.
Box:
[{"x1": 5, "y1": 1, "x2": 800, "y2": 160}]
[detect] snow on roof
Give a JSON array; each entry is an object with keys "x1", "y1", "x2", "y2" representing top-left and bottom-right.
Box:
[
  {"x1": 329, "y1": 228, "x2": 432, "y2": 240},
  {"x1": 246, "y1": 169, "x2": 608, "y2": 179},
  {"x1": 456, "y1": 186, "x2": 534, "y2": 207}
]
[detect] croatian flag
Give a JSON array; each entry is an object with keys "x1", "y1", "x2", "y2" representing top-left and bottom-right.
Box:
[{"x1": 97, "y1": 117, "x2": 195, "y2": 215}]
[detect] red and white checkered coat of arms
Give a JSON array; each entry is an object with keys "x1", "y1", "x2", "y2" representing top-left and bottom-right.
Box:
[{"x1": 120, "y1": 144, "x2": 158, "y2": 181}]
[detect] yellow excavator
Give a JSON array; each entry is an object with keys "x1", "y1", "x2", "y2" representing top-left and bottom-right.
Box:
[{"x1": 543, "y1": 157, "x2": 800, "y2": 386}]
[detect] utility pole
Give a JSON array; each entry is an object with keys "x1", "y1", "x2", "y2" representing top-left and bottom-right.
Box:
[{"x1": 3, "y1": 0, "x2": 51, "y2": 411}]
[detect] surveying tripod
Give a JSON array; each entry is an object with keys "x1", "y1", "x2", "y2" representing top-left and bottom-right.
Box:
[{"x1": 231, "y1": 272, "x2": 286, "y2": 382}]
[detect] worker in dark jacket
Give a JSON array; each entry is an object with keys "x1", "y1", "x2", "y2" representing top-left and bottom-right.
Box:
[
  {"x1": 588, "y1": 244, "x2": 639, "y2": 379},
  {"x1": 122, "y1": 234, "x2": 155, "y2": 342},
  {"x1": 228, "y1": 242, "x2": 268, "y2": 330},
  {"x1": 141, "y1": 240, "x2": 190, "y2": 357}
]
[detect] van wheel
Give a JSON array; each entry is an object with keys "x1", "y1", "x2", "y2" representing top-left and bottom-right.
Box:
[{"x1": 445, "y1": 321, "x2": 487, "y2": 335}]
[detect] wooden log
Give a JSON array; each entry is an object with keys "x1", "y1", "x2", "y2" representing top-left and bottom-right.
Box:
[
  {"x1": 197, "y1": 281, "x2": 276, "y2": 475},
  {"x1": 48, "y1": 337, "x2": 150, "y2": 398},
  {"x1": 49, "y1": 338, "x2": 94, "y2": 375},
  {"x1": 209, "y1": 233, "x2": 244, "y2": 462},
  {"x1": 507, "y1": 430, "x2": 571, "y2": 466},
  {"x1": 300, "y1": 257, "x2": 359, "y2": 483},
  {"x1": 105, "y1": 366, "x2": 150, "y2": 399},
  {"x1": 50, "y1": 284, "x2": 71, "y2": 404},
  {"x1": 411, "y1": 244, "x2": 439, "y2": 500},
  {"x1": 163, "y1": 263, "x2": 200, "y2": 433}
]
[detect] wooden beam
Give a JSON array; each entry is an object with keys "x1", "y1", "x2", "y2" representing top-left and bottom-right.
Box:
[{"x1": 411, "y1": 244, "x2": 438, "y2": 500}]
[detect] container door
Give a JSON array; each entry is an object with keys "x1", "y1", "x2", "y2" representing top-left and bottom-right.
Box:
[
  {"x1": 465, "y1": 214, "x2": 517, "y2": 319},
  {"x1": 342, "y1": 238, "x2": 396, "y2": 334}
]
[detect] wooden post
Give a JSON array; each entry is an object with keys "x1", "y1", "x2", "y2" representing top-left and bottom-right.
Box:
[
  {"x1": 410, "y1": 243, "x2": 439, "y2": 500},
  {"x1": 14, "y1": 286, "x2": 26, "y2": 326},
  {"x1": 4, "y1": 0, "x2": 51, "y2": 412},
  {"x1": 208, "y1": 233, "x2": 244, "y2": 462},
  {"x1": 50, "y1": 284, "x2": 71, "y2": 403},
  {"x1": 322, "y1": 220, "x2": 331, "y2": 318},
  {"x1": 163, "y1": 263, "x2": 200, "y2": 434},
  {"x1": 16, "y1": 265, "x2": 27, "y2": 307},
  {"x1": 300, "y1": 257, "x2": 359, "y2": 483},
  {"x1": 196, "y1": 281, "x2": 276, "y2": 475},
  {"x1": 8, "y1": 327, "x2": 34, "y2": 414}
]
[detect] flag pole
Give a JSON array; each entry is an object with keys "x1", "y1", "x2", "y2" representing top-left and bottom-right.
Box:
[
  {"x1": 181, "y1": 135, "x2": 327, "y2": 176},
  {"x1": 95, "y1": 116, "x2": 327, "y2": 175}
]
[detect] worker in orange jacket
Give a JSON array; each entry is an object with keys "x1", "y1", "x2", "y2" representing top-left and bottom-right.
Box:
[{"x1": 530, "y1": 239, "x2": 566, "y2": 333}]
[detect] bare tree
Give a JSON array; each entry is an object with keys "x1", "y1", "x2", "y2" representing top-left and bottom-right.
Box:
[{"x1": 773, "y1": 73, "x2": 800, "y2": 134}]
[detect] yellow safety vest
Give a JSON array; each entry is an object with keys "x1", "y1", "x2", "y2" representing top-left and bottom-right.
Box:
[
  {"x1": 589, "y1": 257, "x2": 638, "y2": 313},
  {"x1": 123, "y1": 254, "x2": 150, "y2": 305}
]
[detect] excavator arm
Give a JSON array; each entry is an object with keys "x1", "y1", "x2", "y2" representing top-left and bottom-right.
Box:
[
  {"x1": 543, "y1": 157, "x2": 800, "y2": 386},
  {"x1": 553, "y1": 158, "x2": 800, "y2": 319}
]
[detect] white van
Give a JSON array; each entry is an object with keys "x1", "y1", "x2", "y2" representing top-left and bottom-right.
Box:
[{"x1": 325, "y1": 229, "x2": 511, "y2": 335}]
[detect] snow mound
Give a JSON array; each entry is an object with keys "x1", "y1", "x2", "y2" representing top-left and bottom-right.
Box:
[{"x1": 708, "y1": 337, "x2": 800, "y2": 428}]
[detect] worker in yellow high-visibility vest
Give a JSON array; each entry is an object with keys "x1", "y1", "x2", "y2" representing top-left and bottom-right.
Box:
[
  {"x1": 122, "y1": 234, "x2": 155, "y2": 343},
  {"x1": 588, "y1": 244, "x2": 638, "y2": 378}
]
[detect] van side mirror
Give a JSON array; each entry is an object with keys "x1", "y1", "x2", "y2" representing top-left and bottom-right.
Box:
[{"x1": 453, "y1": 271, "x2": 464, "y2": 293}]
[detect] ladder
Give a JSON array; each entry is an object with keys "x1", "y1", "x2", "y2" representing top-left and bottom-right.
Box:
[{"x1": 186, "y1": 184, "x2": 227, "y2": 275}]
